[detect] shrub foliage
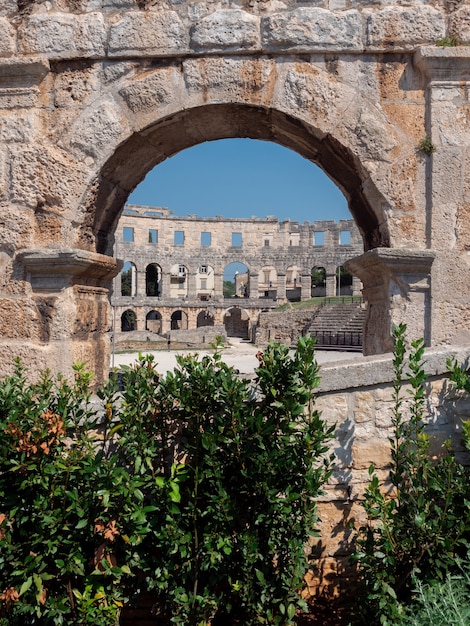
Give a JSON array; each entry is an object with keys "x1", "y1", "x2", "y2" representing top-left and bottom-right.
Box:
[
  {"x1": 353, "y1": 324, "x2": 470, "y2": 625},
  {"x1": 0, "y1": 338, "x2": 333, "y2": 625}
]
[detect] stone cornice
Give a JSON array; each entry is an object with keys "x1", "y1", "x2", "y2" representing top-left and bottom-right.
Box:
[{"x1": 415, "y1": 46, "x2": 470, "y2": 82}]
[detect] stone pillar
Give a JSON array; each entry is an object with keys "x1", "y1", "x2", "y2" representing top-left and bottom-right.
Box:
[
  {"x1": 345, "y1": 248, "x2": 435, "y2": 355},
  {"x1": 136, "y1": 267, "x2": 146, "y2": 297},
  {"x1": 187, "y1": 271, "x2": 198, "y2": 300},
  {"x1": 16, "y1": 249, "x2": 121, "y2": 383},
  {"x1": 161, "y1": 269, "x2": 171, "y2": 300},
  {"x1": 213, "y1": 271, "x2": 224, "y2": 301},
  {"x1": 249, "y1": 272, "x2": 258, "y2": 299},
  {"x1": 352, "y1": 276, "x2": 362, "y2": 297},
  {"x1": 300, "y1": 273, "x2": 311, "y2": 301},
  {"x1": 415, "y1": 48, "x2": 470, "y2": 347},
  {"x1": 277, "y1": 272, "x2": 286, "y2": 302},
  {"x1": 325, "y1": 268, "x2": 336, "y2": 297}
]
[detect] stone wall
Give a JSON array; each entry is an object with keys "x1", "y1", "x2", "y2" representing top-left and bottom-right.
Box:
[
  {"x1": 1, "y1": 2, "x2": 470, "y2": 376},
  {"x1": 306, "y1": 345, "x2": 470, "y2": 594}
]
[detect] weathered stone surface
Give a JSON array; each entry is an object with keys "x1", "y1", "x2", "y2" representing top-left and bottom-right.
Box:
[
  {"x1": 0, "y1": 18, "x2": 15, "y2": 57},
  {"x1": 190, "y1": 9, "x2": 260, "y2": 51},
  {"x1": 67, "y1": 98, "x2": 131, "y2": 161},
  {"x1": 366, "y1": 6, "x2": 445, "y2": 49},
  {"x1": 0, "y1": 0, "x2": 17, "y2": 17},
  {"x1": 119, "y1": 68, "x2": 180, "y2": 115},
  {"x1": 183, "y1": 57, "x2": 276, "y2": 104},
  {"x1": 262, "y1": 8, "x2": 363, "y2": 51},
  {"x1": 0, "y1": 111, "x2": 37, "y2": 142},
  {"x1": 108, "y1": 11, "x2": 187, "y2": 57},
  {"x1": 53, "y1": 65, "x2": 100, "y2": 108},
  {"x1": 18, "y1": 13, "x2": 106, "y2": 59},
  {"x1": 449, "y1": 6, "x2": 470, "y2": 44}
]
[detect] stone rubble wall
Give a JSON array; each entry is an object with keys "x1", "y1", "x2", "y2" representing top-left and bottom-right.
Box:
[{"x1": 255, "y1": 309, "x2": 321, "y2": 345}]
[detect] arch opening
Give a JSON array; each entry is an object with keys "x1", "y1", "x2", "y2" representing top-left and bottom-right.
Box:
[{"x1": 90, "y1": 104, "x2": 388, "y2": 257}]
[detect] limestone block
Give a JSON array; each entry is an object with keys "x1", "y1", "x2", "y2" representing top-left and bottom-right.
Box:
[
  {"x1": 190, "y1": 9, "x2": 260, "y2": 51},
  {"x1": 19, "y1": 12, "x2": 106, "y2": 59},
  {"x1": 67, "y1": 98, "x2": 131, "y2": 161},
  {"x1": 354, "y1": 391, "x2": 374, "y2": 423},
  {"x1": 366, "y1": 6, "x2": 445, "y2": 49},
  {"x1": 108, "y1": 11, "x2": 187, "y2": 57},
  {"x1": 352, "y1": 439, "x2": 391, "y2": 470},
  {"x1": 279, "y1": 62, "x2": 355, "y2": 135},
  {"x1": 449, "y1": 6, "x2": 470, "y2": 44},
  {"x1": 0, "y1": 1, "x2": 17, "y2": 16},
  {"x1": 9, "y1": 146, "x2": 89, "y2": 216},
  {"x1": 183, "y1": 57, "x2": 276, "y2": 105},
  {"x1": 119, "y1": 67, "x2": 180, "y2": 115},
  {"x1": 431, "y1": 85, "x2": 470, "y2": 146},
  {"x1": 0, "y1": 111, "x2": 37, "y2": 143},
  {"x1": 0, "y1": 18, "x2": 16, "y2": 57},
  {"x1": 0, "y1": 298, "x2": 44, "y2": 340},
  {"x1": 262, "y1": 9, "x2": 363, "y2": 52},
  {"x1": 0, "y1": 343, "x2": 49, "y2": 378},
  {"x1": 53, "y1": 65, "x2": 100, "y2": 108}
]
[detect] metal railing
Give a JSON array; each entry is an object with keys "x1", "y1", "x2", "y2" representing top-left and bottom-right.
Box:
[{"x1": 310, "y1": 330, "x2": 363, "y2": 350}]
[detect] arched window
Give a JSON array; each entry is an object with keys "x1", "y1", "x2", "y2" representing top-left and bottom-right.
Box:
[
  {"x1": 146, "y1": 310, "x2": 162, "y2": 333},
  {"x1": 121, "y1": 261, "x2": 137, "y2": 297},
  {"x1": 171, "y1": 310, "x2": 188, "y2": 330},
  {"x1": 311, "y1": 266, "x2": 326, "y2": 297},
  {"x1": 121, "y1": 309, "x2": 137, "y2": 332},
  {"x1": 146, "y1": 263, "x2": 162, "y2": 297},
  {"x1": 197, "y1": 310, "x2": 215, "y2": 328}
]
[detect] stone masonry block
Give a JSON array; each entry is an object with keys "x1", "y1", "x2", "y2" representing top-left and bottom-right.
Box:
[
  {"x1": 0, "y1": 18, "x2": 16, "y2": 57},
  {"x1": 366, "y1": 6, "x2": 445, "y2": 49},
  {"x1": 352, "y1": 439, "x2": 391, "y2": 470},
  {"x1": 119, "y1": 68, "x2": 180, "y2": 115},
  {"x1": 190, "y1": 10, "x2": 260, "y2": 52},
  {"x1": 67, "y1": 98, "x2": 131, "y2": 161},
  {"x1": 262, "y1": 9, "x2": 363, "y2": 52},
  {"x1": 18, "y1": 12, "x2": 106, "y2": 59},
  {"x1": 449, "y1": 6, "x2": 470, "y2": 44},
  {"x1": 108, "y1": 11, "x2": 187, "y2": 57}
]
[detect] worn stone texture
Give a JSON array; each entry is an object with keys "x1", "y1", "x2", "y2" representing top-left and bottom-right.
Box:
[{"x1": 191, "y1": 9, "x2": 260, "y2": 51}]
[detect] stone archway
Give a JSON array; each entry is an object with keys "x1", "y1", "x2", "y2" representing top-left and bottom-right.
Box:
[
  {"x1": 2, "y1": 4, "x2": 468, "y2": 381},
  {"x1": 224, "y1": 307, "x2": 250, "y2": 339}
]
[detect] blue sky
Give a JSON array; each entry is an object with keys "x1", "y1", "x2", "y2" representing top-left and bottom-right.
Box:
[{"x1": 128, "y1": 139, "x2": 351, "y2": 224}]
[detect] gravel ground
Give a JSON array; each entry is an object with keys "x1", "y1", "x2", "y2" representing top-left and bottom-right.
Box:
[{"x1": 111, "y1": 337, "x2": 361, "y2": 376}]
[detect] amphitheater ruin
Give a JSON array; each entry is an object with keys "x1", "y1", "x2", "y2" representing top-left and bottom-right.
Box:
[
  {"x1": 112, "y1": 204, "x2": 363, "y2": 344},
  {"x1": 1, "y1": 0, "x2": 470, "y2": 603}
]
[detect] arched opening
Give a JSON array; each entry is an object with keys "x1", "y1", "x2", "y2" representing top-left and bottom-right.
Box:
[
  {"x1": 259, "y1": 266, "x2": 277, "y2": 300},
  {"x1": 197, "y1": 310, "x2": 215, "y2": 328},
  {"x1": 85, "y1": 102, "x2": 402, "y2": 359},
  {"x1": 223, "y1": 307, "x2": 250, "y2": 339},
  {"x1": 311, "y1": 267, "x2": 326, "y2": 298},
  {"x1": 171, "y1": 310, "x2": 188, "y2": 330},
  {"x1": 146, "y1": 310, "x2": 162, "y2": 333},
  {"x1": 224, "y1": 262, "x2": 249, "y2": 299},
  {"x1": 121, "y1": 310, "x2": 137, "y2": 332},
  {"x1": 170, "y1": 264, "x2": 188, "y2": 298},
  {"x1": 286, "y1": 265, "x2": 302, "y2": 302},
  {"x1": 121, "y1": 261, "x2": 136, "y2": 297},
  {"x1": 145, "y1": 263, "x2": 162, "y2": 297},
  {"x1": 336, "y1": 266, "x2": 353, "y2": 297}
]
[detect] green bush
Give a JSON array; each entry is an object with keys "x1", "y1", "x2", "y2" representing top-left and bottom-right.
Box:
[
  {"x1": 352, "y1": 324, "x2": 470, "y2": 625},
  {"x1": 407, "y1": 555, "x2": 470, "y2": 626},
  {"x1": 0, "y1": 337, "x2": 333, "y2": 625}
]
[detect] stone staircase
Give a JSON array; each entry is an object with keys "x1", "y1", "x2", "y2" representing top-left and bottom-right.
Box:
[{"x1": 305, "y1": 302, "x2": 366, "y2": 350}]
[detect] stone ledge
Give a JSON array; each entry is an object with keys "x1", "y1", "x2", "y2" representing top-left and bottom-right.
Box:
[
  {"x1": 414, "y1": 46, "x2": 470, "y2": 82},
  {"x1": 318, "y1": 345, "x2": 470, "y2": 393},
  {"x1": 17, "y1": 248, "x2": 122, "y2": 291}
]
